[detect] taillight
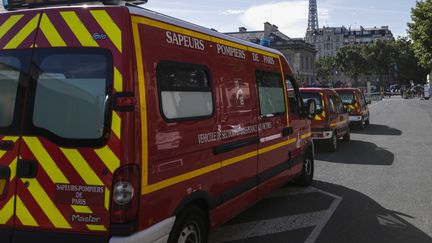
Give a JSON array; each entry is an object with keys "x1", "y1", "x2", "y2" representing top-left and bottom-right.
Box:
[{"x1": 111, "y1": 164, "x2": 140, "y2": 225}]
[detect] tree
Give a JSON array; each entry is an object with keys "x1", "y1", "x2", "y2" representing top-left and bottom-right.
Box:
[
  {"x1": 315, "y1": 57, "x2": 336, "y2": 83},
  {"x1": 408, "y1": 0, "x2": 432, "y2": 71},
  {"x1": 392, "y1": 38, "x2": 429, "y2": 85},
  {"x1": 363, "y1": 40, "x2": 397, "y2": 87},
  {"x1": 335, "y1": 45, "x2": 367, "y2": 86}
]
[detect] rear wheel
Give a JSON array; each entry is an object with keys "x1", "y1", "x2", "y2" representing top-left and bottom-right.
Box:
[
  {"x1": 295, "y1": 151, "x2": 314, "y2": 186},
  {"x1": 359, "y1": 118, "x2": 365, "y2": 130},
  {"x1": 343, "y1": 128, "x2": 350, "y2": 142},
  {"x1": 168, "y1": 206, "x2": 208, "y2": 243},
  {"x1": 365, "y1": 116, "x2": 370, "y2": 126}
]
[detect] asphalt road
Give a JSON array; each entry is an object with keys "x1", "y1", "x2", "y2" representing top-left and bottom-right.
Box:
[{"x1": 210, "y1": 96, "x2": 432, "y2": 243}]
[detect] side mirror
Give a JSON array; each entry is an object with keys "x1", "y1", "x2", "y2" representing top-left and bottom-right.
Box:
[{"x1": 306, "y1": 99, "x2": 317, "y2": 120}]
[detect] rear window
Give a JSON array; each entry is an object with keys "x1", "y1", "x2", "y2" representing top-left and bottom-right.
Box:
[
  {"x1": 301, "y1": 92, "x2": 323, "y2": 112},
  {"x1": 337, "y1": 91, "x2": 355, "y2": 105}
]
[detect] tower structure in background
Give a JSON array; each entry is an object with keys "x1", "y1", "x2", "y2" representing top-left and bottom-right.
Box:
[{"x1": 307, "y1": 0, "x2": 319, "y2": 33}]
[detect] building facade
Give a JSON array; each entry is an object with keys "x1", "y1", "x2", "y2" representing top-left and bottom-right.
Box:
[
  {"x1": 226, "y1": 22, "x2": 317, "y2": 85},
  {"x1": 305, "y1": 26, "x2": 395, "y2": 59}
]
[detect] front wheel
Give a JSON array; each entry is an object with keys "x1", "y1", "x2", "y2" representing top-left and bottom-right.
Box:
[
  {"x1": 343, "y1": 128, "x2": 350, "y2": 142},
  {"x1": 295, "y1": 152, "x2": 314, "y2": 186},
  {"x1": 359, "y1": 118, "x2": 365, "y2": 130},
  {"x1": 326, "y1": 133, "x2": 337, "y2": 152},
  {"x1": 168, "y1": 206, "x2": 208, "y2": 243}
]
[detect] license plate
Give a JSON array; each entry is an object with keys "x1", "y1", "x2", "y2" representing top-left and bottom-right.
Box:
[{"x1": 0, "y1": 179, "x2": 6, "y2": 195}]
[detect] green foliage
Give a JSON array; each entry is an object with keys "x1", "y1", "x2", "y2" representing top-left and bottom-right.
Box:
[
  {"x1": 392, "y1": 38, "x2": 429, "y2": 84},
  {"x1": 335, "y1": 45, "x2": 367, "y2": 85},
  {"x1": 408, "y1": 0, "x2": 432, "y2": 70},
  {"x1": 315, "y1": 57, "x2": 336, "y2": 82}
]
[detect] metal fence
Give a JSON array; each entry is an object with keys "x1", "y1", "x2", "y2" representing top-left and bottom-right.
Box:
[{"x1": 364, "y1": 93, "x2": 382, "y2": 103}]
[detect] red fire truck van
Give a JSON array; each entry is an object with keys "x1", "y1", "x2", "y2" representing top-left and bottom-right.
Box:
[
  {"x1": 300, "y1": 88, "x2": 350, "y2": 152},
  {"x1": 0, "y1": 1, "x2": 316, "y2": 242},
  {"x1": 335, "y1": 88, "x2": 370, "y2": 130}
]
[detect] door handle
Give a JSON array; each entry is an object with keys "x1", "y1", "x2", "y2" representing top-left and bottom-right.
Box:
[
  {"x1": 16, "y1": 160, "x2": 38, "y2": 178},
  {"x1": 282, "y1": 127, "x2": 293, "y2": 137},
  {"x1": 0, "y1": 141, "x2": 14, "y2": 151}
]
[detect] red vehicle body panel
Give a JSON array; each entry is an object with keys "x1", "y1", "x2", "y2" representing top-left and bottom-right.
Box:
[{"x1": 335, "y1": 88, "x2": 370, "y2": 126}]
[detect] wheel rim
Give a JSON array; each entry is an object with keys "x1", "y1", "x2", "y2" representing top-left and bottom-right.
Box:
[
  {"x1": 305, "y1": 157, "x2": 312, "y2": 175},
  {"x1": 178, "y1": 221, "x2": 201, "y2": 243}
]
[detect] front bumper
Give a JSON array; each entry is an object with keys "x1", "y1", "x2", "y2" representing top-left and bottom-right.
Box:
[
  {"x1": 349, "y1": 115, "x2": 362, "y2": 122},
  {"x1": 312, "y1": 130, "x2": 333, "y2": 140}
]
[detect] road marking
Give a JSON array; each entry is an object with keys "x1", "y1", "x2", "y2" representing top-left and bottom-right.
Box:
[{"x1": 210, "y1": 187, "x2": 342, "y2": 243}]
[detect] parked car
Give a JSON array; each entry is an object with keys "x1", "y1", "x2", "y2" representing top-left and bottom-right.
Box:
[
  {"x1": 300, "y1": 88, "x2": 350, "y2": 152},
  {"x1": 335, "y1": 88, "x2": 370, "y2": 130}
]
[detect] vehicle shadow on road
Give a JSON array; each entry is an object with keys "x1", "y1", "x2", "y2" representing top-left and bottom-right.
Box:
[
  {"x1": 313, "y1": 180, "x2": 432, "y2": 243},
  {"x1": 315, "y1": 140, "x2": 394, "y2": 165},
  {"x1": 351, "y1": 124, "x2": 402, "y2": 136}
]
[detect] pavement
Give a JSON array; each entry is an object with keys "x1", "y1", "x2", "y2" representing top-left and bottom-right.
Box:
[{"x1": 209, "y1": 96, "x2": 432, "y2": 243}]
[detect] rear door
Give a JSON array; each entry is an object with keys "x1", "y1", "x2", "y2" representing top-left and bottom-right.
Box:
[
  {"x1": 0, "y1": 7, "x2": 131, "y2": 239},
  {"x1": 0, "y1": 11, "x2": 41, "y2": 239}
]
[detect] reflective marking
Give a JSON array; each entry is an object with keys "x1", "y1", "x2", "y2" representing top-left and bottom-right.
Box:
[
  {"x1": 24, "y1": 137, "x2": 69, "y2": 183},
  {"x1": 113, "y1": 67, "x2": 123, "y2": 92},
  {"x1": 86, "y1": 224, "x2": 107, "y2": 231},
  {"x1": 4, "y1": 14, "x2": 40, "y2": 49},
  {"x1": 112, "y1": 112, "x2": 121, "y2": 139},
  {"x1": 40, "y1": 13, "x2": 66, "y2": 47},
  {"x1": 0, "y1": 15, "x2": 24, "y2": 39},
  {"x1": 60, "y1": 11, "x2": 98, "y2": 47},
  {"x1": 9, "y1": 158, "x2": 17, "y2": 181},
  {"x1": 222, "y1": 151, "x2": 257, "y2": 167},
  {"x1": 61, "y1": 148, "x2": 109, "y2": 210},
  {"x1": 132, "y1": 17, "x2": 149, "y2": 187},
  {"x1": 330, "y1": 120, "x2": 348, "y2": 128},
  {"x1": 16, "y1": 196, "x2": 39, "y2": 227},
  {"x1": 71, "y1": 205, "x2": 93, "y2": 214},
  {"x1": 301, "y1": 132, "x2": 312, "y2": 140},
  {"x1": 0, "y1": 197, "x2": 14, "y2": 224},
  {"x1": 25, "y1": 179, "x2": 71, "y2": 229},
  {"x1": 94, "y1": 146, "x2": 120, "y2": 174},
  {"x1": 90, "y1": 10, "x2": 122, "y2": 53},
  {"x1": 258, "y1": 138, "x2": 296, "y2": 155}
]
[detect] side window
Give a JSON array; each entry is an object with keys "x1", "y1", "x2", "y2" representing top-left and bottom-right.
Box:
[
  {"x1": 157, "y1": 61, "x2": 213, "y2": 121},
  {"x1": 333, "y1": 96, "x2": 343, "y2": 113},
  {"x1": 286, "y1": 77, "x2": 303, "y2": 115},
  {"x1": 256, "y1": 70, "x2": 286, "y2": 117}
]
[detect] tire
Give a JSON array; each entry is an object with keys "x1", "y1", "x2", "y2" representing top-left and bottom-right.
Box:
[
  {"x1": 168, "y1": 206, "x2": 208, "y2": 243},
  {"x1": 295, "y1": 151, "x2": 314, "y2": 186},
  {"x1": 365, "y1": 117, "x2": 370, "y2": 126},
  {"x1": 326, "y1": 133, "x2": 337, "y2": 152},
  {"x1": 343, "y1": 128, "x2": 350, "y2": 142}
]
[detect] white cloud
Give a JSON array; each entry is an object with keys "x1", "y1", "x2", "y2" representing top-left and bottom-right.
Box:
[
  {"x1": 220, "y1": 9, "x2": 246, "y2": 16},
  {"x1": 239, "y1": 1, "x2": 329, "y2": 38}
]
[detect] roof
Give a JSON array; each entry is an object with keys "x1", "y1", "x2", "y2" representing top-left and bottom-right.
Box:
[{"x1": 334, "y1": 88, "x2": 361, "y2": 92}]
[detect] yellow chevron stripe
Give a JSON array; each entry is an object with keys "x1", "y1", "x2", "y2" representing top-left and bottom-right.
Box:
[
  {"x1": 15, "y1": 196, "x2": 39, "y2": 227},
  {"x1": 301, "y1": 132, "x2": 312, "y2": 140},
  {"x1": 71, "y1": 205, "x2": 93, "y2": 214},
  {"x1": 24, "y1": 137, "x2": 69, "y2": 184},
  {"x1": 61, "y1": 148, "x2": 109, "y2": 210},
  {"x1": 0, "y1": 15, "x2": 24, "y2": 39},
  {"x1": 8, "y1": 158, "x2": 17, "y2": 181},
  {"x1": 86, "y1": 224, "x2": 107, "y2": 231},
  {"x1": 0, "y1": 197, "x2": 14, "y2": 224},
  {"x1": 94, "y1": 146, "x2": 120, "y2": 174},
  {"x1": 112, "y1": 112, "x2": 121, "y2": 139},
  {"x1": 314, "y1": 115, "x2": 323, "y2": 121},
  {"x1": 40, "y1": 13, "x2": 66, "y2": 47},
  {"x1": 60, "y1": 11, "x2": 98, "y2": 47},
  {"x1": 90, "y1": 10, "x2": 122, "y2": 53},
  {"x1": 25, "y1": 179, "x2": 71, "y2": 229},
  {"x1": 0, "y1": 136, "x2": 18, "y2": 159},
  {"x1": 4, "y1": 14, "x2": 40, "y2": 49},
  {"x1": 114, "y1": 67, "x2": 123, "y2": 92}
]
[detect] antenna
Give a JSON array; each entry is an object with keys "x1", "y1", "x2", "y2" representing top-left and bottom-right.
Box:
[{"x1": 307, "y1": 0, "x2": 319, "y2": 33}]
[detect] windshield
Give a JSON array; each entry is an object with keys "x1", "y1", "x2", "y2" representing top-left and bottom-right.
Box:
[
  {"x1": 0, "y1": 48, "x2": 112, "y2": 146},
  {"x1": 301, "y1": 92, "x2": 323, "y2": 112},
  {"x1": 337, "y1": 91, "x2": 355, "y2": 105}
]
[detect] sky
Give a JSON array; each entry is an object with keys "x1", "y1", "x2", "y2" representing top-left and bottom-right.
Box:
[{"x1": 143, "y1": 0, "x2": 419, "y2": 38}]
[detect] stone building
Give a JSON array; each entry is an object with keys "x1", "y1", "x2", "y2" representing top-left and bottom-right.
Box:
[
  {"x1": 305, "y1": 25, "x2": 394, "y2": 59},
  {"x1": 225, "y1": 22, "x2": 317, "y2": 85}
]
